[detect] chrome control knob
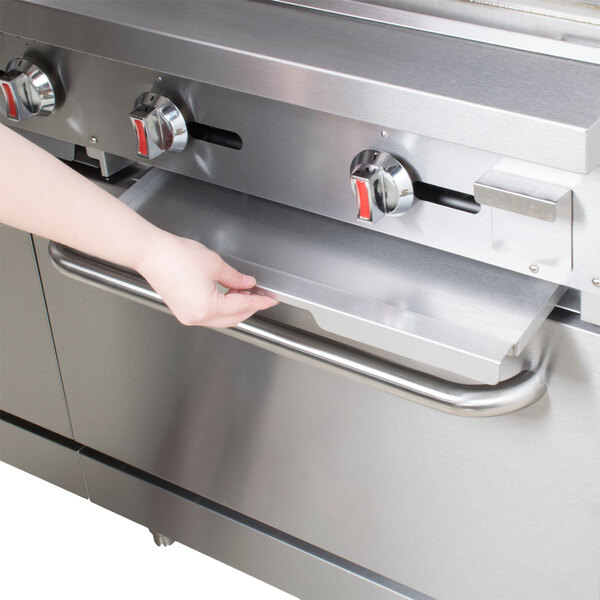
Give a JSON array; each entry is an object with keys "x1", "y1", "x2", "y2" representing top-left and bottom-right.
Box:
[
  {"x1": 0, "y1": 58, "x2": 56, "y2": 122},
  {"x1": 129, "y1": 92, "x2": 188, "y2": 159},
  {"x1": 350, "y1": 149, "x2": 414, "y2": 223}
]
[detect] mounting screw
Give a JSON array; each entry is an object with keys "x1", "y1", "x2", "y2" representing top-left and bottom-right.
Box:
[
  {"x1": 381, "y1": 130, "x2": 389, "y2": 138},
  {"x1": 529, "y1": 264, "x2": 539, "y2": 274},
  {"x1": 89, "y1": 136, "x2": 98, "y2": 144},
  {"x1": 593, "y1": 277, "x2": 600, "y2": 287},
  {"x1": 156, "y1": 76, "x2": 163, "y2": 82}
]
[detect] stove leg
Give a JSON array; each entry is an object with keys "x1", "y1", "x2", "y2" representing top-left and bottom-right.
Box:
[{"x1": 150, "y1": 530, "x2": 175, "y2": 547}]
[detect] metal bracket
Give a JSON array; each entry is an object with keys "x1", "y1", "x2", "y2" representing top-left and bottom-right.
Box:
[
  {"x1": 86, "y1": 147, "x2": 134, "y2": 178},
  {"x1": 474, "y1": 170, "x2": 571, "y2": 222},
  {"x1": 581, "y1": 291, "x2": 600, "y2": 326}
]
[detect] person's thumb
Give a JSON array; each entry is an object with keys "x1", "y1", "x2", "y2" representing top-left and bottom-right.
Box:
[{"x1": 214, "y1": 257, "x2": 256, "y2": 290}]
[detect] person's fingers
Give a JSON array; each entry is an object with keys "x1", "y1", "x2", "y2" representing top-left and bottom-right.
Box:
[
  {"x1": 199, "y1": 290, "x2": 277, "y2": 327},
  {"x1": 216, "y1": 290, "x2": 277, "y2": 317},
  {"x1": 211, "y1": 256, "x2": 256, "y2": 290}
]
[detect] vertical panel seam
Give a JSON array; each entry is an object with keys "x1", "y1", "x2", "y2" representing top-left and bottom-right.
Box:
[{"x1": 29, "y1": 234, "x2": 75, "y2": 439}]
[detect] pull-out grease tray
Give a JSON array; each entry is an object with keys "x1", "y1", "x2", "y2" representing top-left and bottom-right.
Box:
[{"x1": 122, "y1": 169, "x2": 562, "y2": 384}]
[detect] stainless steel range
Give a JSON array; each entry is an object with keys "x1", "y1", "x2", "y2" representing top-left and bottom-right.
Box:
[{"x1": 1, "y1": 1, "x2": 600, "y2": 598}]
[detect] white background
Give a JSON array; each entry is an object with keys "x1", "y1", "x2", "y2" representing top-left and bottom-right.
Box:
[{"x1": 0, "y1": 461, "x2": 296, "y2": 600}]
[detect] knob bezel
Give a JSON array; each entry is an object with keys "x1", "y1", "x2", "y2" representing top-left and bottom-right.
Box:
[
  {"x1": 350, "y1": 149, "x2": 414, "y2": 223},
  {"x1": 1, "y1": 58, "x2": 56, "y2": 122},
  {"x1": 129, "y1": 92, "x2": 188, "y2": 159}
]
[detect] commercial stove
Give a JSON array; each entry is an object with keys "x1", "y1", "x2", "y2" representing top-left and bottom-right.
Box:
[{"x1": 1, "y1": 1, "x2": 600, "y2": 598}]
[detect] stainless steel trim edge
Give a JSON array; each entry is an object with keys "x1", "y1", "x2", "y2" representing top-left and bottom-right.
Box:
[
  {"x1": 48, "y1": 242, "x2": 547, "y2": 417},
  {"x1": 264, "y1": 0, "x2": 600, "y2": 65}
]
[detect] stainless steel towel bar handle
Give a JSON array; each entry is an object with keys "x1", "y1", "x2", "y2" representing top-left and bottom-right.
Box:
[{"x1": 48, "y1": 242, "x2": 547, "y2": 418}]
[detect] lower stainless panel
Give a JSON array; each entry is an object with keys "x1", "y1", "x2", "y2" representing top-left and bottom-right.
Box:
[
  {"x1": 0, "y1": 419, "x2": 86, "y2": 498},
  {"x1": 36, "y1": 227, "x2": 600, "y2": 599},
  {"x1": 0, "y1": 226, "x2": 71, "y2": 436},
  {"x1": 80, "y1": 453, "x2": 425, "y2": 600}
]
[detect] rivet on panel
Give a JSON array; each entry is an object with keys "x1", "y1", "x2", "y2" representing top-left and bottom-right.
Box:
[{"x1": 529, "y1": 264, "x2": 539, "y2": 274}]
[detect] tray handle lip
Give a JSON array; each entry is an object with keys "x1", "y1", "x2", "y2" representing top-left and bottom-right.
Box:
[{"x1": 48, "y1": 241, "x2": 547, "y2": 418}]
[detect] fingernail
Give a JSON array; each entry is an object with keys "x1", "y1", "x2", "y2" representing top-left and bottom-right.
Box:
[{"x1": 243, "y1": 275, "x2": 256, "y2": 286}]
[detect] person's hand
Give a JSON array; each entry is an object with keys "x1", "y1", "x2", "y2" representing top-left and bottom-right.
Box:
[{"x1": 136, "y1": 230, "x2": 277, "y2": 327}]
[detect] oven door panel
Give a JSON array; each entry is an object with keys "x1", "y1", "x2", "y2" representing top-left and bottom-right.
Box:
[{"x1": 35, "y1": 232, "x2": 600, "y2": 599}]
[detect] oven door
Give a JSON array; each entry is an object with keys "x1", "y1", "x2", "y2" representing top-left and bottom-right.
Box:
[{"x1": 35, "y1": 170, "x2": 600, "y2": 600}]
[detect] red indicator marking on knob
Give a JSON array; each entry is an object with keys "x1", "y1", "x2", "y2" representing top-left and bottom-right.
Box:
[
  {"x1": 1, "y1": 82, "x2": 17, "y2": 119},
  {"x1": 133, "y1": 118, "x2": 148, "y2": 157},
  {"x1": 355, "y1": 179, "x2": 371, "y2": 220}
]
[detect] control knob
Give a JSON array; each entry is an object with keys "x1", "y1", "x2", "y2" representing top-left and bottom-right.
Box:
[
  {"x1": 0, "y1": 58, "x2": 56, "y2": 122},
  {"x1": 350, "y1": 149, "x2": 414, "y2": 223},
  {"x1": 129, "y1": 92, "x2": 188, "y2": 159}
]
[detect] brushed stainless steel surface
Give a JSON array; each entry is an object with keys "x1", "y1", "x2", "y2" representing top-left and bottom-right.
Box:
[
  {"x1": 474, "y1": 170, "x2": 571, "y2": 222},
  {"x1": 2, "y1": 1, "x2": 600, "y2": 172},
  {"x1": 0, "y1": 226, "x2": 71, "y2": 436},
  {"x1": 85, "y1": 147, "x2": 133, "y2": 178},
  {"x1": 0, "y1": 57, "x2": 55, "y2": 121},
  {"x1": 465, "y1": 0, "x2": 600, "y2": 20},
  {"x1": 36, "y1": 235, "x2": 600, "y2": 599},
  {"x1": 48, "y1": 241, "x2": 547, "y2": 417},
  {"x1": 268, "y1": 0, "x2": 600, "y2": 62},
  {"x1": 2, "y1": 38, "x2": 598, "y2": 298},
  {"x1": 350, "y1": 149, "x2": 415, "y2": 222},
  {"x1": 2, "y1": 4, "x2": 599, "y2": 598},
  {"x1": 581, "y1": 290, "x2": 600, "y2": 326},
  {"x1": 80, "y1": 455, "x2": 428, "y2": 600},
  {"x1": 468, "y1": 0, "x2": 600, "y2": 18},
  {"x1": 556, "y1": 287, "x2": 580, "y2": 314},
  {"x1": 0, "y1": 421, "x2": 86, "y2": 498},
  {"x1": 362, "y1": 0, "x2": 600, "y2": 31}
]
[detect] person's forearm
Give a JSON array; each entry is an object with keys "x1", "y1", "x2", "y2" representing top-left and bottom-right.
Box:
[
  {"x1": 0, "y1": 123, "x2": 162, "y2": 271},
  {"x1": 1, "y1": 123, "x2": 277, "y2": 326}
]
